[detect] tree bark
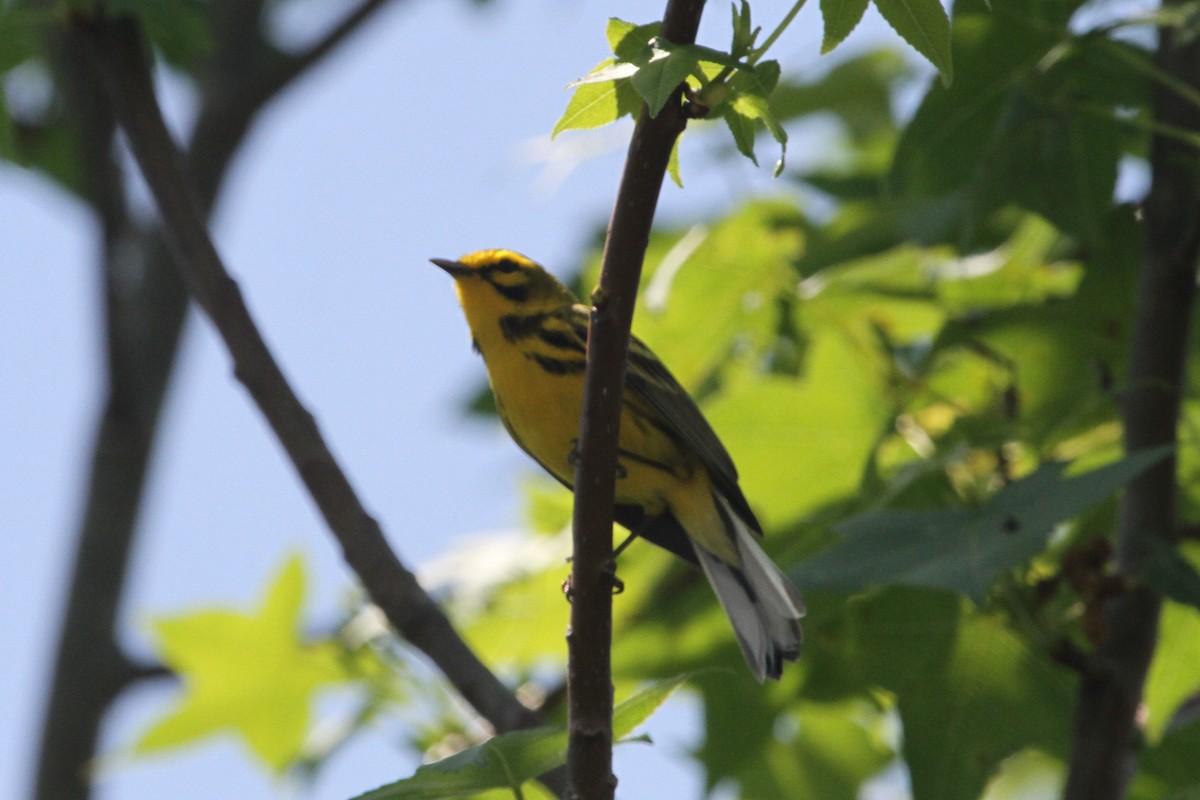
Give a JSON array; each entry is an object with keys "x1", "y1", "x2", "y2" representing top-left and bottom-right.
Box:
[
  {"x1": 1062, "y1": 10, "x2": 1200, "y2": 799},
  {"x1": 34, "y1": 4, "x2": 408, "y2": 799}
]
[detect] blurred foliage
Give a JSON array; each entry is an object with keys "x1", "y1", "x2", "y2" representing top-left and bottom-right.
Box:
[
  {"x1": 9, "y1": 0, "x2": 1200, "y2": 797},
  {"x1": 134, "y1": 555, "x2": 407, "y2": 773},
  {"x1": 353, "y1": 675, "x2": 687, "y2": 799}
]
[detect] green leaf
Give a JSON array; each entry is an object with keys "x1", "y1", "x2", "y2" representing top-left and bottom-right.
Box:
[
  {"x1": 792, "y1": 447, "x2": 1172, "y2": 602},
  {"x1": 0, "y1": 7, "x2": 46, "y2": 73},
  {"x1": 871, "y1": 0, "x2": 953, "y2": 85},
  {"x1": 820, "y1": 0, "x2": 871, "y2": 54},
  {"x1": 0, "y1": 86, "x2": 14, "y2": 163},
  {"x1": 730, "y1": 91, "x2": 788, "y2": 175},
  {"x1": 630, "y1": 46, "x2": 697, "y2": 118},
  {"x1": 718, "y1": 61, "x2": 787, "y2": 173},
  {"x1": 554, "y1": 59, "x2": 643, "y2": 137},
  {"x1": 607, "y1": 18, "x2": 660, "y2": 62},
  {"x1": 704, "y1": 333, "x2": 890, "y2": 528},
  {"x1": 631, "y1": 201, "x2": 802, "y2": 391},
  {"x1": 1143, "y1": 596, "x2": 1200, "y2": 743},
  {"x1": 353, "y1": 676, "x2": 688, "y2": 799},
  {"x1": 565, "y1": 60, "x2": 639, "y2": 88},
  {"x1": 458, "y1": 556, "x2": 571, "y2": 667},
  {"x1": 811, "y1": 588, "x2": 1076, "y2": 800},
  {"x1": 1132, "y1": 720, "x2": 1200, "y2": 800},
  {"x1": 1146, "y1": 538, "x2": 1200, "y2": 610},
  {"x1": 693, "y1": 669, "x2": 894, "y2": 800},
  {"x1": 134, "y1": 554, "x2": 347, "y2": 771},
  {"x1": 666, "y1": 136, "x2": 682, "y2": 187},
  {"x1": 723, "y1": 102, "x2": 760, "y2": 165},
  {"x1": 730, "y1": 0, "x2": 760, "y2": 56}
]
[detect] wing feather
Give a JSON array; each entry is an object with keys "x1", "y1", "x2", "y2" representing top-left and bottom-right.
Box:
[{"x1": 564, "y1": 307, "x2": 761, "y2": 533}]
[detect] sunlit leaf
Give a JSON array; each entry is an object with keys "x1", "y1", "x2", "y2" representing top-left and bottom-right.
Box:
[
  {"x1": 607, "y1": 17, "x2": 659, "y2": 61},
  {"x1": 134, "y1": 554, "x2": 347, "y2": 771},
  {"x1": 554, "y1": 59, "x2": 643, "y2": 136}
]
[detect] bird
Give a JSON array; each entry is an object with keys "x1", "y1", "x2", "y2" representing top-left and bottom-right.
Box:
[{"x1": 432, "y1": 248, "x2": 804, "y2": 681}]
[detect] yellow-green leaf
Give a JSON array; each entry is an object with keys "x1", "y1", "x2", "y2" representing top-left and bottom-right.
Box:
[{"x1": 133, "y1": 554, "x2": 347, "y2": 771}]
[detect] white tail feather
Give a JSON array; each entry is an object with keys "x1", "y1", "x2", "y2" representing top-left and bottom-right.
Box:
[{"x1": 693, "y1": 494, "x2": 805, "y2": 682}]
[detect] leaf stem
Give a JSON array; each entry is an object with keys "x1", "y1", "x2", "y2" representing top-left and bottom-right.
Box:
[{"x1": 751, "y1": 0, "x2": 808, "y2": 65}]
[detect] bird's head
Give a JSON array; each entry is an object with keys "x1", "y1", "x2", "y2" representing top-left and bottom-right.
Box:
[{"x1": 431, "y1": 250, "x2": 576, "y2": 314}]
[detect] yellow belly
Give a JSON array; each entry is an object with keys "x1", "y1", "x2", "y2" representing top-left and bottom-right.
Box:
[{"x1": 485, "y1": 347, "x2": 693, "y2": 515}]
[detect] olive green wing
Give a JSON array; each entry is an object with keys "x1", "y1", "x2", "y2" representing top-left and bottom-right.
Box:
[{"x1": 564, "y1": 309, "x2": 758, "y2": 530}]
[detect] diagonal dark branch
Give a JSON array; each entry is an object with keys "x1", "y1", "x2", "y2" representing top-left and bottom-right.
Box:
[
  {"x1": 34, "y1": 4, "x2": 401, "y2": 799},
  {"x1": 565, "y1": 2, "x2": 706, "y2": 797},
  {"x1": 78, "y1": 12, "x2": 561, "y2": 792},
  {"x1": 1062, "y1": 8, "x2": 1200, "y2": 799}
]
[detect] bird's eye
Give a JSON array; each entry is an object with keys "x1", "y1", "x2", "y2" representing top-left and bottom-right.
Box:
[{"x1": 492, "y1": 259, "x2": 521, "y2": 274}]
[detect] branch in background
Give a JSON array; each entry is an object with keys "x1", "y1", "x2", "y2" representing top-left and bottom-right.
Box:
[
  {"x1": 32, "y1": 24, "x2": 188, "y2": 800},
  {"x1": 566, "y1": 1, "x2": 706, "y2": 797},
  {"x1": 77, "y1": 13, "x2": 565, "y2": 796},
  {"x1": 34, "y1": 3, "x2": 402, "y2": 799},
  {"x1": 1063, "y1": 8, "x2": 1200, "y2": 799}
]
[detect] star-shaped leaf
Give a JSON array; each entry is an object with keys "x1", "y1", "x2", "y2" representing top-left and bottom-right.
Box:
[{"x1": 133, "y1": 554, "x2": 347, "y2": 770}]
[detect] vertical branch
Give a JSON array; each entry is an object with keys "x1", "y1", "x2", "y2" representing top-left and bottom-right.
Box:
[
  {"x1": 33, "y1": 24, "x2": 188, "y2": 800},
  {"x1": 566, "y1": 2, "x2": 706, "y2": 798},
  {"x1": 1063, "y1": 9, "x2": 1200, "y2": 800},
  {"x1": 78, "y1": 12, "x2": 559, "y2": 784},
  {"x1": 34, "y1": 3, "x2": 403, "y2": 797}
]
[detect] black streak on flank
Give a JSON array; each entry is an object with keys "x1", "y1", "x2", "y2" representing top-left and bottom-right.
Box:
[
  {"x1": 528, "y1": 352, "x2": 586, "y2": 375},
  {"x1": 500, "y1": 313, "x2": 547, "y2": 342},
  {"x1": 537, "y1": 323, "x2": 586, "y2": 354},
  {"x1": 501, "y1": 313, "x2": 586, "y2": 352},
  {"x1": 491, "y1": 282, "x2": 531, "y2": 303}
]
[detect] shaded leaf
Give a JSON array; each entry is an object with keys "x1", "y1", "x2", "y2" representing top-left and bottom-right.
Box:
[
  {"x1": 871, "y1": 0, "x2": 952, "y2": 84},
  {"x1": 821, "y1": 0, "x2": 871, "y2": 54},
  {"x1": 630, "y1": 46, "x2": 697, "y2": 117},
  {"x1": 1131, "y1": 720, "x2": 1200, "y2": 800},
  {"x1": 813, "y1": 588, "x2": 1076, "y2": 800},
  {"x1": 1145, "y1": 539, "x2": 1200, "y2": 611},
  {"x1": 792, "y1": 447, "x2": 1171, "y2": 602}
]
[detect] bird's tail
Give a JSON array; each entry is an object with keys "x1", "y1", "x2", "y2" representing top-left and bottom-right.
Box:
[{"x1": 693, "y1": 492, "x2": 805, "y2": 682}]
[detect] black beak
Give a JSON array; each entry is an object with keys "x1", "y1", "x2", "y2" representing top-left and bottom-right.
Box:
[{"x1": 431, "y1": 257, "x2": 469, "y2": 277}]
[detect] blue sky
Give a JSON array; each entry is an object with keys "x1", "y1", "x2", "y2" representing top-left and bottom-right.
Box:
[{"x1": 0, "y1": 1, "x2": 907, "y2": 797}]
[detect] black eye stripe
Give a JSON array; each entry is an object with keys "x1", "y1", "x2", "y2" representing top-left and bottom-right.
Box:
[
  {"x1": 487, "y1": 258, "x2": 522, "y2": 275},
  {"x1": 492, "y1": 282, "x2": 530, "y2": 302}
]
